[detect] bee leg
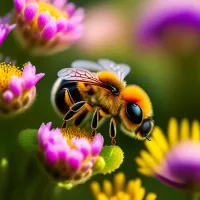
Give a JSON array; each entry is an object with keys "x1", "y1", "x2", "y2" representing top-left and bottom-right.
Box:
[
  {"x1": 90, "y1": 107, "x2": 100, "y2": 136},
  {"x1": 64, "y1": 88, "x2": 75, "y2": 106},
  {"x1": 109, "y1": 118, "x2": 117, "y2": 145},
  {"x1": 74, "y1": 109, "x2": 89, "y2": 126},
  {"x1": 64, "y1": 101, "x2": 86, "y2": 121},
  {"x1": 62, "y1": 121, "x2": 67, "y2": 128}
]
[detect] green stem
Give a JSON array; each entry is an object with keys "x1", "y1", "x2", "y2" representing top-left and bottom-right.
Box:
[{"x1": 186, "y1": 193, "x2": 200, "y2": 200}]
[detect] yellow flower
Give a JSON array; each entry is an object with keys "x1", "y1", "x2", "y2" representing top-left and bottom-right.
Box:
[
  {"x1": 91, "y1": 172, "x2": 157, "y2": 200},
  {"x1": 136, "y1": 118, "x2": 200, "y2": 191}
]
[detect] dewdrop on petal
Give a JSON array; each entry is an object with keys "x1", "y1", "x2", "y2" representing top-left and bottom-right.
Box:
[
  {"x1": 0, "y1": 61, "x2": 44, "y2": 116},
  {"x1": 13, "y1": 0, "x2": 84, "y2": 55},
  {"x1": 37, "y1": 123, "x2": 104, "y2": 185}
]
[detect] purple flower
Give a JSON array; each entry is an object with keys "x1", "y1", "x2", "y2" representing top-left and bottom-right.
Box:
[
  {"x1": 136, "y1": 118, "x2": 200, "y2": 192},
  {"x1": 158, "y1": 141, "x2": 200, "y2": 191},
  {"x1": 135, "y1": 0, "x2": 200, "y2": 54},
  {"x1": 0, "y1": 61, "x2": 44, "y2": 116},
  {"x1": 37, "y1": 123, "x2": 104, "y2": 183},
  {"x1": 0, "y1": 14, "x2": 16, "y2": 46},
  {"x1": 13, "y1": 0, "x2": 84, "y2": 55}
]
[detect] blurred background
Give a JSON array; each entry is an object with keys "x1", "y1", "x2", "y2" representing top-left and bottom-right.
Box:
[{"x1": 1, "y1": 0, "x2": 200, "y2": 199}]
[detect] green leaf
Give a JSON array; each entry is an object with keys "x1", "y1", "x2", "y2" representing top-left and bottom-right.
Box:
[
  {"x1": 18, "y1": 129, "x2": 38, "y2": 153},
  {"x1": 99, "y1": 145, "x2": 124, "y2": 174}
]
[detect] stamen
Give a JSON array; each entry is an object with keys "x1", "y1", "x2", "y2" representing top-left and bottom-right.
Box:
[
  {"x1": 61, "y1": 127, "x2": 93, "y2": 141},
  {"x1": 0, "y1": 62, "x2": 22, "y2": 93}
]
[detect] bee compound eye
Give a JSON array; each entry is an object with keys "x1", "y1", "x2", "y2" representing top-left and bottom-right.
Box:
[
  {"x1": 140, "y1": 120, "x2": 153, "y2": 137},
  {"x1": 126, "y1": 103, "x2": 142, "y2": 124}
]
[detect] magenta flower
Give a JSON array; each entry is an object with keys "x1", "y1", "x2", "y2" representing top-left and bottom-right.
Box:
[
  {"x1": 0, "y1": 61, "x2": 44, "y2": 116},
  {"x1": 37, "y1": 122, "x2": 104, "y2": 184},
  {"x1": 13, "y1": 0, "x2": 84, "y2": 55},
  {"x1": 135, "y1": 0, "x2": 200, "y2": 54},
  {"x1": 0, "y1": 14, "x2": 16, "y2": 46}
]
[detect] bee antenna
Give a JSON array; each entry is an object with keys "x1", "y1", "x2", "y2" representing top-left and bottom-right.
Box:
[{"x1": 145, "y1": 135, "x2": 151, "y2": 141}]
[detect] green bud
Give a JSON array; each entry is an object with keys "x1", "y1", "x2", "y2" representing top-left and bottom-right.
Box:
[{"x1": 92, "y1": 156, "x2": 105, "y2": 174}]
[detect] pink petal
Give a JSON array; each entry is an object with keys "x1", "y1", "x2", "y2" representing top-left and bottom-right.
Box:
[{"x1": 24, "y1": 3, "x2": 38, "y2": 22}]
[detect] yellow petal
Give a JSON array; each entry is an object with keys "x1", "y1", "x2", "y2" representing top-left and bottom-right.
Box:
[
  {"x1": 145, "y1": 139, "x2": 164, "y2": 162},
  {"x1": 145, "y1": 193, "x2": 157, "y2": 200},
  {"x1": 168, "y1": 118, "x2": 178, "y2": 147},
  {"x1": 126, "y1": 179, "x2": 141, "y2": 197},
  {"x1": 103, "y1": 180, "x2": 113, "y2": 197},
  {"x1": 97, "y1": 193, "x2": 109, "y2": 200},
  {"x1": 135, "y1": 187, "x2": 145, "y2": 200},
  {"x1": 138, "y1": 168, "x2": 153, "y2": 176},
  {"x1": 136, "y1": 157, "x2": 148, "y2": 168},
  {"x1": 180, "y1": 118, "x2": 189, "y2": 141},
  {"x1": 152, "y1": 127, "x2": 169, "y2": 154},
  {"x1": 116, "y1": 191, "x2": 130, "y2": 200},
  {"x1": 140, "y1": 150, "x2": 159, "y2": 170},
  {"x1": 191, "y1": 120, "x2": 200, "y2": 141},
  {"x1": 114, "y1": 172, "x2": 125, "y2": 191},
  {"x1": 126, "y1": 180, "x2": 136, "y2": 197},
  {"x1": 91, "y1": 182, "x2": 101, "y2": 197}
]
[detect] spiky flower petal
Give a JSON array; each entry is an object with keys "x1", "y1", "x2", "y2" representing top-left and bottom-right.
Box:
[
  {"x1": 37, "y1": 123, "x2": 104, "y2": 185},
  {"x1": 0, "y1": 14, "x2": 16, "y2": 45},
  {"x1": 14, "y1": 0, "x2": 84, "y2": 55},
  {"x1": 0, "y1": 61, "x2": 44, "y2": 116}
]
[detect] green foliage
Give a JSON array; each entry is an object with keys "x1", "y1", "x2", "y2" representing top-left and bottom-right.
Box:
[
  {"x1": 18, "y1": 129, "x2": 38, "y2": 153},
  {"x1": 98, "y1": 145, "x2": 124, "y2": 174}
]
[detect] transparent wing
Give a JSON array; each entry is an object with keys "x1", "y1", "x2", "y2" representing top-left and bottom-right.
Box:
[
  {"x1": 98, "y1": 59, "x2": 131, "y2": 81},
  {"x1": 71, "y1": 58, "x2": 131, "y2": 81},
  {"x1": 71, "y1": 60, "x2": 102, "y2": 71},
  {"x1": 57, "y1": 68, "x2": 106, "y2": 87}
]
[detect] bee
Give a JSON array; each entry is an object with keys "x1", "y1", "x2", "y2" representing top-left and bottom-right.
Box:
[{"x1": 51, "y1": 59, "x2": 154, "y2": 144}]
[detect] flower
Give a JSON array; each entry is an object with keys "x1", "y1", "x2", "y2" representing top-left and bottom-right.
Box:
[
  {"x1": 0, "y1": 61, "x2": 44, "y2": 116},
  {"x1": 13, "y1": 0, "x2": 84, "y2": 55},
  {"x1": 77, "y1": 4, "x2": 126, "y2": 53},
  {"x1": 37, "y1": 122, "x2": 104, "y2": 185},
  {"x1": 135, "y1": 0, "x2": 200, "y2": 55},
  {"x1": 91, "y1": 172, "x2": 157, "y2": 200},
  {"x1": 0, "y1": 14, "x2": 16, "y2": 45},
  {"x1": 136, "y1": 118, "x2": 200, "y2": 191}
]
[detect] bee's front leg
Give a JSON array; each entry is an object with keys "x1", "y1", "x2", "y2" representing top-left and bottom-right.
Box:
[{"x1": 62, "y1": 101, "x2": 87, "y2": 128}]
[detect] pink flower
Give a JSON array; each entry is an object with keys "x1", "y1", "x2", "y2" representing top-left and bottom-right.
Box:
[
  {"x1": 37, "y1": 123, "x2": 104, "y2": 183},
  {"x1": 0, "y1": 61, "x2": 44, "y2": 116},
  {"x1": 13, "y1": 0, "x2": 84, "y2": 55},
  {"x1": 0, "y1": 14, "x2": 16, "y2": 46},
  {"x1": 77, "y1": 4, "x2": 126, "y2": 53}
]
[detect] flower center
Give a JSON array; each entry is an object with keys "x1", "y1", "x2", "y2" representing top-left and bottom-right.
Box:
[
  {"x1": 61, "y1": 127, "x2": 93, "y2": 144},
  {"x1": 38, "y1": 2, "x2": 67, "y2": 19},
  {"x1": 0, "y1": 62, "x2": 22, "y2": 93}
]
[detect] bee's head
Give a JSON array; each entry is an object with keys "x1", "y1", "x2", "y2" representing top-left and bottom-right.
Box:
[{"x1": 120, "y1": 85, "x2": 154, "y2": 139}]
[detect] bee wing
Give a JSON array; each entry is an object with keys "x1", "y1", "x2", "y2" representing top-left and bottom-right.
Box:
[
  {"x1": 57, "y1": 68, "x2": 106, "y2": 87},
  {"x1": 98, "y1": 59, "x2": 131, "y2": 81},
  {"x1": 71, "y1": 59, "x2": 131, "y2": 81},
  {"x1": 71, "y1": 60, "x2": 102, "y2": 71}
]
